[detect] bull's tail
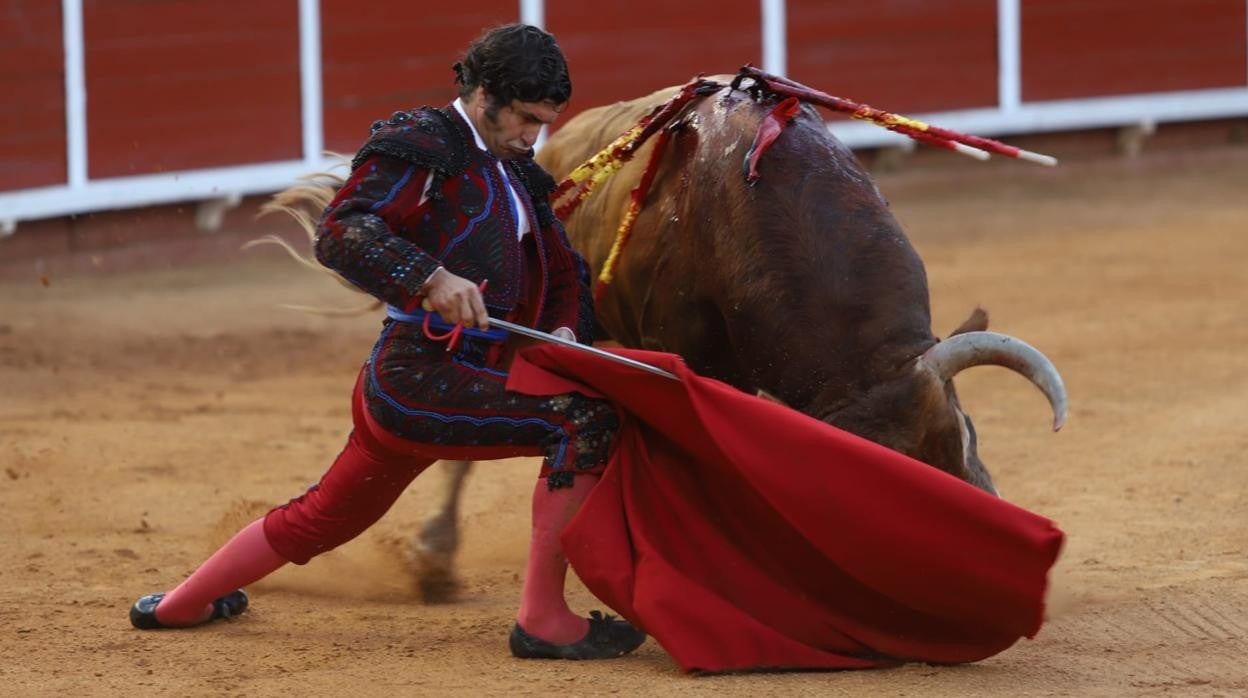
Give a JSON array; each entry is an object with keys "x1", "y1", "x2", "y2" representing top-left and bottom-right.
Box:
[{"x1": 249, "y1": 157, "x2": 383, "y2": 316}]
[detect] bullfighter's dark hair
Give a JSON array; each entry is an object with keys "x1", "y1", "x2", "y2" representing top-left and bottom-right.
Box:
[{"x1": 453, "y1": 24, "x2": 572, "y2": 106}]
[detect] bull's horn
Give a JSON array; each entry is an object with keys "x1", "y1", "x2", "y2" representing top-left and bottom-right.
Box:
[{"x1": 919, "y1": 331, "x2": 1068, "y2": 431}]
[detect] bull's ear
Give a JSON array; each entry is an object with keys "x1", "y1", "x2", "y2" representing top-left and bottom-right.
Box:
[
  {"x1": 757, "y1": 389, "x2": 788, "y2": 406},
  {"x1": 948, "y1": 307, "x2": 989, "y2": 337}
]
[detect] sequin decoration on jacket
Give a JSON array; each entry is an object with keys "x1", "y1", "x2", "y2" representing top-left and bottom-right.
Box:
[{"x1": 315, "y1": 105, "x2": 593, "y2": 341}]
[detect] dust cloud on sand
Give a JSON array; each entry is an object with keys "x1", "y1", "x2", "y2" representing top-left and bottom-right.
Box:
[{"x1": 2, "y1": 146, "x2": 1246, "y2": 696}]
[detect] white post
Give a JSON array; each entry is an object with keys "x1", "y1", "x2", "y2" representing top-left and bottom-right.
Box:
[
  {"x1": 61, "y1": 0, "x2": 88, "y2": 189},
  {"x1": 997, "y1": 0, "x2": 1021, "y2": 112},
  {"x1": 520, "y1": 0, "x2": 544, "y2": 28},
  {"x1": 298, "y1": 0, "x2": 324, "y2": 165},
  {"x1": 522, "y1": 0, "x2": 548, "y2": 148},
  {"x1": 761, "y1": 0, "x2": 787, "y2": 76}
]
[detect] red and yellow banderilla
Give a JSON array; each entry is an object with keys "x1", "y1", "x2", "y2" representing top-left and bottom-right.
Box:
[
  {"x1": 551, "y1": 68, "x2": 1059, "y2": 301},
  {"x1": 734, "y1": 65, "x2": 1058, "y2": 166}
]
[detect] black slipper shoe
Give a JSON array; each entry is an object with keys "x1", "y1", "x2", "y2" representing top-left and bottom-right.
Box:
[
  {"x1": 509, "y1": 610, "x2": 646, "y2": 660},
  {"x1": 129, "y1": 589, "x2": 249, "y2": 630}
]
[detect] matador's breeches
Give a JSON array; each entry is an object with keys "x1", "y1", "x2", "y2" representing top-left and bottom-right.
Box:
[
  {"x1": 364, "y1": 323, "x2": 619, "y2": 488},
  {"x1": 263, "y1": 325, "x2": 619, "y2": 565}
]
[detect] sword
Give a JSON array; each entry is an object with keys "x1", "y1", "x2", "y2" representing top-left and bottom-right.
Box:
[{"x1": 488, "y1": 317, "x2": 680, "y2": 381}]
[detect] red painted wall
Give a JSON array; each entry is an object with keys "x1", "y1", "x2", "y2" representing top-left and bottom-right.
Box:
[
  {"x1": 545, "y1": 0, "x2": 762, "y2": 126},
  {"x1": 1022, "y1": 0, "x2": 1248, "y2": 101},
  {"x1": 0, "y1": 2, "x2": 66, "y2": 192},
  {"x1": 83, "y1": 0, "x2": 302, "y2": 179},
  {"x1": 320, "y1": 2, "x2": 518, "y2": 154},
  {"x1": 787, "y1": 0, "x2": 999, "y2": 114},
  {"x1": 6, "y1": 1, "x2": 1248, "y2": 197}
]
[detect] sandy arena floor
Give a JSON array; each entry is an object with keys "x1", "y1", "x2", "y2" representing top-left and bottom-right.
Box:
[{"x1": 1, "y1": 146, "x2": 1246, "y2": 696}]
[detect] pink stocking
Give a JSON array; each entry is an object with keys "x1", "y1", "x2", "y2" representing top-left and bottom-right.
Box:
[
  {"x1": 515, "y1": 473, "x2": 599, "y2": 643},
  {"x1": 154, "y1": 518, "x2": 288, "y2": 626}
]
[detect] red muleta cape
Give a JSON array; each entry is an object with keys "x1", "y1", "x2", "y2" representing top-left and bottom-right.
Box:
[{"x1": 507, "y1": 345, "x2": 1064, "y2": 673}]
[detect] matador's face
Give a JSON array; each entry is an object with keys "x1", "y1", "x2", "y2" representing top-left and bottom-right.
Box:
[{"x1": 467, "y1": 86, "x2": 565, "y2": 159}]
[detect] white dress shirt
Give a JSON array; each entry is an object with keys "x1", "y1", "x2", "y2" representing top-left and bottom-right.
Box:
[{"x1": 416, "y1": 99, "x2": 530, "y2": 240}]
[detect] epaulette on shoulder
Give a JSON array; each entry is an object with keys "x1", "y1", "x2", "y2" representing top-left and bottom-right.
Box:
[
  {"x1": 508, "y1": 157, "x2": 557, "y2": 200},
  {"x1": 351, "y1": 107, "x2": 469, "y2": 182},
  {"x1": 507, "y1": 157, "x2": 559, "y2": 227}
]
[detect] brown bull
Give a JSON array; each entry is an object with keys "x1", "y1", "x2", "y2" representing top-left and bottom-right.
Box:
[
  {"x1": 265, "y1": 77, "x2": 1066, "y2": 600},
  {"x1": 536, "y1": 78, "x2": 1065, "y2": 492}
]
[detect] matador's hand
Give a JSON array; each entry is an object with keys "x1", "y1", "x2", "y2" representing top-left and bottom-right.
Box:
[{"x1": 420, "y1": 269, "x2": 489, "y2": 330}]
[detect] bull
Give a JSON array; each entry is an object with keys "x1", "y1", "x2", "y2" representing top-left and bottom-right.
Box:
[{"x1": 264, "y1": 76, "x2": 1066, "y2": 600}]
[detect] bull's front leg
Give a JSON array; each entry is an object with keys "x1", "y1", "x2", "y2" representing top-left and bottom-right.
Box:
[{"x1": 412, "y1": 459, "x2": 473, "y2": 603}]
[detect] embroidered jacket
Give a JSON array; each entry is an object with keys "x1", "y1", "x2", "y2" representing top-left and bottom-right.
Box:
[{"x1": 315, "y1": 105, "x2": 595, "y2": 344}]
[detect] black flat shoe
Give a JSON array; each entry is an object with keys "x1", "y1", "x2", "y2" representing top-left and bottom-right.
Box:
[
  {"x1": 129, "y1": 589, "x2": 249, "y2": 630},
  {"x1": 510, "y1": 610, "x2": 646, "y2": 660}
]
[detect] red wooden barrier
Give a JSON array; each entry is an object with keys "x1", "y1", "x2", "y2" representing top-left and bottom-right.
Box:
[
  {"x1": 320, "y1": 1, "x2": 517, "y2": 154},
  {"x1": 0, "y1": 2, "x2": 66, "y2": 192},
  {"x1": 787, "y1": 0, "x2": 999, "y2": 114},
  {"x1": 1022, "y1": 0, "x2": 1248, "y2": 101},
  {"x1": 83, "y1": 0, "x2": 301, "y2": 178}
]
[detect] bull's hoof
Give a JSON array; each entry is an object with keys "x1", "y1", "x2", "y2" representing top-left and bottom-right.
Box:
[
  {"x1": 509, "y1": 611, "x2": 646, "y2": 660},
  {"x1": 416, "y1": 565, "x2": 461, "y2": 604},
  {"x1": 411, "y1": 549, "x2": 462, "y2": 604},
  {"x1": 412, "y1": 509, "x2": 463, "y2": 603}
]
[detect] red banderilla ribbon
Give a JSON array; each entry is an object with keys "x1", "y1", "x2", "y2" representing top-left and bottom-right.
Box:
[{"x1": 420, "y1": 279, "x2": 489, "y2": 352}]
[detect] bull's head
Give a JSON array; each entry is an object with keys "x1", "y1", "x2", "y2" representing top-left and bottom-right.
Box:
[{"x1": 815, "y1": 309, "x2": 1067, "y2": 496}]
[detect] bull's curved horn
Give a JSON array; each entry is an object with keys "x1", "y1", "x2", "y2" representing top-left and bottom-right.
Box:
[{"x1": 919, "y1": 331, "x2": 1068, "y2": 431}]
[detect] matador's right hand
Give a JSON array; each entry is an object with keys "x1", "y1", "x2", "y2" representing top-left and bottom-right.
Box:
[{"x1": 419, "y1": 268, "x2": 490, "y2": 330}]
